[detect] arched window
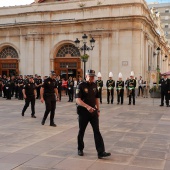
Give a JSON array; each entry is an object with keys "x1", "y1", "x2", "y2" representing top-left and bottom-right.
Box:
[
  {"x1": 56, "y1": 44, "x2": 80, "y2": 57},
  {"x1": 0, "y1": 47, "x2": 18, "y2": 58}
]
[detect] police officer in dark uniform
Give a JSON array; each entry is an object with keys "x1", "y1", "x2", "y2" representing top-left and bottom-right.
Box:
[
  {"x1": 95, "y1": 72, "x2": 103, "y2": 104},
  {"x1": 128, "y1": 71, "x2": 136, "y2": 105},
  {"x1": 21, "y1": 76, "x2": 36, "y2": 118},
  {"x1": 159, "y1": 73, "x2": 170, "y2": 107},
  {"x1": 106, "y1": 72, "x2": 115, "y2": 104},
  {"x1": 56, "y1": 75, "x2": 62, "y2": 101},
  {"x1": 2, "y1": 75, "x2": 7, "y2": 98},
  {"x1": 40, "y1": 71, "x2": 58, "y2": 127},
  {"x1": 78, "y1": 75, "x2": 84, "y2": 85},
  {"x1": 6, "y1": 76, "x2": 12, "y2": 100},
  {"x1": 76, "y1": 69, "x2": 111, "y2": 159},
  {"x1": 35, "y1": 76, "x2": 42, "y2": 99},
  {"x1": 14, "y1": 76, "x2": 19, "y2": 98},
  {"x1": 18, "y1": 75, "x2": 24, "y2": 100},
  {"x1": 68, "y1": 76, "x2": 74, "y2": 102},
  {"x1": 116, "y1": 73, "x2": 124, "y2": 105}
]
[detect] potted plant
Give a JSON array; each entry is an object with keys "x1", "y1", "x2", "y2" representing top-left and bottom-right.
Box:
[
  {"x1": 80, "y1": 54, "x2": 89, "y2": 62},
  {"x1": 149, "y1": 84, "x2": 161, "y2": 98}
]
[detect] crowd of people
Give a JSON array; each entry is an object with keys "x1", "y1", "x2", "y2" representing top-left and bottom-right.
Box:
[{"x1": 0, "y1": 71, "x2": 169, "y2": 107}]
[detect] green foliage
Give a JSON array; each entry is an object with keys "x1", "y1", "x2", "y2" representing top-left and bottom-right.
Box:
[
  {"x1": 80, "y1": 54, "x2": 89, "y2": 60},
  {"x1": 149, "y1": 85, "x2": 161, "y2": 93}
]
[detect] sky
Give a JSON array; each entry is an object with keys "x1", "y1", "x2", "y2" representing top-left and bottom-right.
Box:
[
  {"x1": 0, "y1": 0, "x2": 34, "y2": 7},
  {"x1": 146, "y1": 0, "x2": 170, "y2": 2},
  {"x1": 1, "y1": 0, "x2": 170, "y2": 7}
]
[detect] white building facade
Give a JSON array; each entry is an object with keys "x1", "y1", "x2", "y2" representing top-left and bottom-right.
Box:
[{"x1": 0, "y1": 0, "x2": 169, "y2": 83}]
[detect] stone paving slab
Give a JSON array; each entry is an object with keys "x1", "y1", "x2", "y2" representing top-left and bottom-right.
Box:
[{"x1": 0, "y1": 96, "x2": 170, "y2": 170}]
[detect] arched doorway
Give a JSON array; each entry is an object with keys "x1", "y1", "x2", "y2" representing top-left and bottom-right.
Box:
[
  {"x1": 54, "y1": 44, "x2": 82, "y2": 79},
  {"x1": 0, "y1": 46, "x2": 19, "y2": 76}
]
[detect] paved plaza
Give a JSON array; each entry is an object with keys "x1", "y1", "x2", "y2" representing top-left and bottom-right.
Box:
[{"x1": 0, "y1": 95, "x2": 170, "y2": 170}]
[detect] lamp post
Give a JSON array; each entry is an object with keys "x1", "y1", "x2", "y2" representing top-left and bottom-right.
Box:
[{"x1": 74, "y1": 34, "x2": 95, "y2": 79}]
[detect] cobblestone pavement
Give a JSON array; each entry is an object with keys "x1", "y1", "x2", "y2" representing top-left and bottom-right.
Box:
[{"x1": 0, "y1": 95, "x2": 169, "y2": 170}]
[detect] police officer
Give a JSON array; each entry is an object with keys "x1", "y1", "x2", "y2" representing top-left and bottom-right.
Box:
[
  {"x1": 76, "y1": 69, "x2": 111, "y2": 159},
  {"x1": 14, "y1": 75, "x2": 19, "y2": 99},
  {"x1": 128, "y1": 71, "x2": 136, "y2": 105},
  {"x1": 2, "y1": 75, "x2": 7, "y2": 98},
  {"x1": 116, "y1": 73, "x2": 124, "y2": 105},
  {"x1": 6, "y1": 76, "x2": 12, "y2": 100},
  {"x1": 40, "y1": 71, "x2": 58, "y2": 127},
  {"x1": 106, "y1": 72, "x2": 115, "y2": 104},
  {"x1": 35, "y1": 76, "x2": 42, "y2": 99},
  {"x1": 78, "y1": 75, "x2": 83, "y2": 85},
  {"x1": 21, "y1": 76, "x2": 36, "y2": 118},
  {"x1": 125, "y1": 78, "x2": 129, "y2": 97},
  {"x1": 95, "y1": 72, "x2": 103, "y2": 104},
  {"x1": 68, "y1": 76, "x2": 74, "y2": 102},
  {"x1": 56, "y1": 75, "x2": 62, "y2": 101},
  {"x1": 159, "y1": 73, "x2": 170, "y2": 107},
  {"x1": 18, "y1": 75, "x2": 24, "y2": 100}
]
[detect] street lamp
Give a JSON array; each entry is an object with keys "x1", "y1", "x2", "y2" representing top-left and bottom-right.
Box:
[{"x1": 74, "y1": 34, "x2": 95, "y2": 79}]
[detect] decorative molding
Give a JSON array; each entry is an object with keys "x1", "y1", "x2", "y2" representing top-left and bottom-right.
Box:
[{"x1": 25, "y1": 35, "x2": 44, "y2": 41}]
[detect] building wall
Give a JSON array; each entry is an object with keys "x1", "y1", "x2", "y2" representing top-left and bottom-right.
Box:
[{"x1": 0, "y1": 0, "x2": 169, "y2": 83}]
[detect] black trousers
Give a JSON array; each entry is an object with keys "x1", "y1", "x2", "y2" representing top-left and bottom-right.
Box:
[
  {"x1": 6, "y1": 88, "x2": 11, "y2": 99},
  {"x1": 77, "y1": 107, "x2": 105, "y2": 154},
  {"x1": 42, "y1": 94, "x2": 56, "y2": 124},
  {"x1": 3, "y1": 86, "x2": 6, "y2": 98},
  {"x1": 107, "y1": 89, "x2": 114, "y2": 103},
  {"x1": 36, "y1": 87, "x2": 41, "y2": 99},
  {"x1": 22, "y1": 95, "x2": 35, "y2": 115},
  {"x1": 11, "y1": 85, "x2": 15, "y2": 97},
  {"x1": 18, "y1": 86, "x2": 23, "y2": 99},
  {"x1": 161, "y1": 91, "x2": 169, "y2": 106},
  {"x1": 15, "y1": 86, "x2": 18, "y2": 98},
  {"x1": 117, "y1": 89, "x2": 124, "y2": 104},
  {"x1": 98, "y1": 88, "x2": 102, "y2": 103},
  {"x1": 129, "y1": 89, "x2": 135, "y2": 104},
  {"x1": 68, "y1": 88, "x2": 73, "y2": 101},
  {"x1": 138, "y1": 86, "x2": 143, "y2": 96}
]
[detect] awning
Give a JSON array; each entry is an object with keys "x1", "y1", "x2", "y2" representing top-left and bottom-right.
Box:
[{"x1": 161, "y1": 71, "x2": 170, "y2": 76}]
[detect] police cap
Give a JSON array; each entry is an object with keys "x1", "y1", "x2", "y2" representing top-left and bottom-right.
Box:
[
  {"x1": 50, "y1": 71, "x2": 56, "y2": 75},
  {"x1": 86, "y1": 69, "x2": 96, "y2": 76}
]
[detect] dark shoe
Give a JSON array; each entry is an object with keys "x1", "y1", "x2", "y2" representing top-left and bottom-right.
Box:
[
  {"x1": 21, "y1": 112, "x2": 24, "y2": 116},
  {"x1": 117, "y1": 102, "x2": 119, "y2": 105},
  {"x1": 100, "y1": 101, "x2": 102, "y2": 104},
  {"x1": 111, "y1": 102, "x2": 113, "y2": 104},
  {"x1": 107, "y1": 102, "x2": 109, "y2": 104},
  {"x1": 133, "y1": 103, "x2": 135, "y2": 105},
  {"x1": 128, "y1": 103, "x2": 131, "y2": 105},
  {"x1": 160, "y1": 104, "x2": 164, "y2": 106},
  {"x1": 78, "y1": 150, "x2": 84, "y2": 156},
  {"x1": 98, "y1": 152, "x2": 111, "y2": 159},
  {"x1": 68, "y1": 100, "x2": 70, "y2": 102},
  {"x1": 50, "y1": 123, "x2": 57, "y2": 127},
  {"x1": 41, "y1": 120, "x2": 45, "y2": 125},
  {"x1": 31, "y1": 115, "x2": 36, "y2": 118},
  {"x1": 167, "y1": 105, "x2": 170, "y2": 107},
  {"x1": 121, "y1": 103, "x2": 123, "y2": 105}
]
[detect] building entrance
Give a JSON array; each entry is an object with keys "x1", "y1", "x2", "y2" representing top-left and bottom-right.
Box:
[
  {"x1": 0, "y1": 46, "x2": 19, "y2": 76},
  {"x1": 54, "y1": 44, "x2": 82, "y2": 79}
]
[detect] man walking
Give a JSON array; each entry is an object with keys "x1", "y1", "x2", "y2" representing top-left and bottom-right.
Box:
[
  {"x1": 21, "y1": 76, "x2": 36, "y2": 118},
  {"x1": 40, "y1": 71, "x2": 58, "y2": 127},
  {"x1": 76, "y1": 69, "x2": 111, "y2": 159}
]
